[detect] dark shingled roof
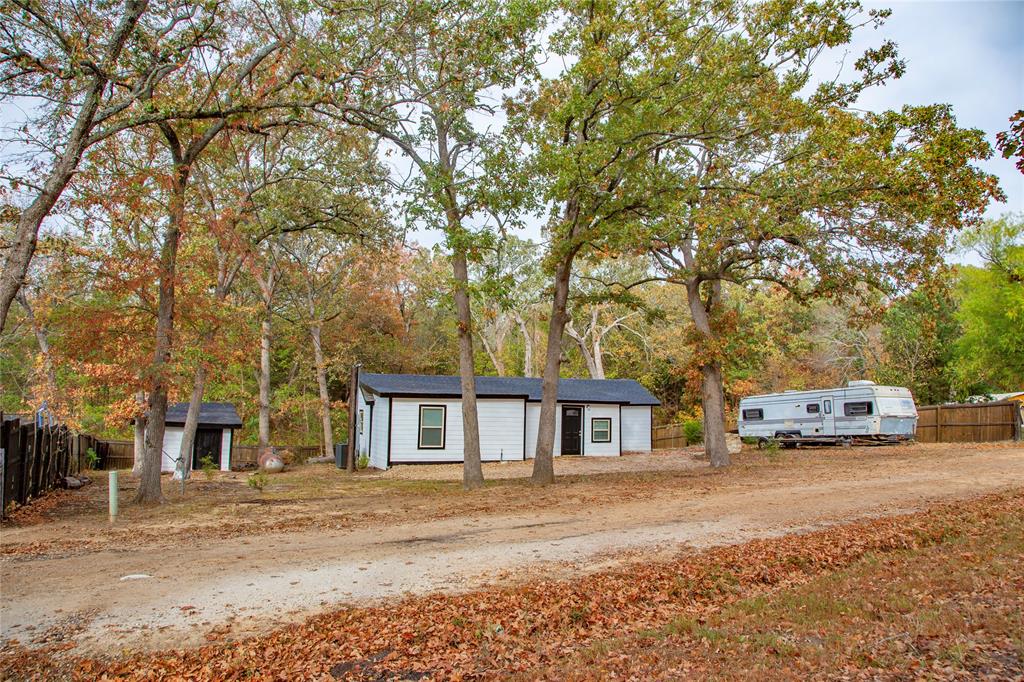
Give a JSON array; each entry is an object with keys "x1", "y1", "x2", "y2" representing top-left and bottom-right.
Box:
[
  {"x1": 360, "y1": 373, "x2": 660, "y2": 406},
  {"x1": 165, "y1": 402, "x2": 243, "y2": 428}
]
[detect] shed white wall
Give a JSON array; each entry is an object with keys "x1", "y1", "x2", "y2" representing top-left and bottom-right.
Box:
[
  {"x1": 161, "y1": 426, "x2": 231, "y2": 472},
  {"x1": 220, "y1": 429, "x2": 232, "y2": 471},
  {"x1": 620, "y1": 406, "x2": 652, "y2": 451},
  {"x1": 388, "y1": 398, "x2": 525, "y2": 463},
  {"x1": 161, "y1": 426, "x2": 183, "y2": 472}
]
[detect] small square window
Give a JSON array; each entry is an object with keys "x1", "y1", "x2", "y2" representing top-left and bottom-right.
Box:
[
  {"x1": 742, "y1": 408, "x2": 763, "y2": 421},
  {"x1": 806, "y1": 404, "x2": 820, "y2": 414},
  {"x1": 591, "y1": 418, "x2": 611, "y2": 443}
]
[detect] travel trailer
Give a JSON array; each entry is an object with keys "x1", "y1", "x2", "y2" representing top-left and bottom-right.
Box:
[{"x1": 738, "y1": 381, "x2": 918, "y2": 445}]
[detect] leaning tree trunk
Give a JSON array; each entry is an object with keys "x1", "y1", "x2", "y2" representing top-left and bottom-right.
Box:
[
  {"x1": 309, "y1": 323, "x2": 334, "y2": 461},
  {"x1": 175, "y1": 363, "x2": 208, "y2": 481},
  {"x1": 685, "y1": 277, "x2": 729, "y2": 467},
  {"x1": 451, "y1": 249, "x2": 484, "y2": 490},
  {"x1": 531, "y1": 256, "x2": 574, "y2": 485}
]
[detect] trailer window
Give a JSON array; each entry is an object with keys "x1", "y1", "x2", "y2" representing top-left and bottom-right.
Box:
[
  {"x1": 806, "y1": 403, "x2": 820, "y2": 414},
  {"x1": 824, "y1": 400, "x2": 832, "y2": 414},
  {"x1": 742, "y1": 409, "x2": 763, "y2": 421},
  {"x1": 844, "y1": 401, "x2": 873, "y2": 416}
]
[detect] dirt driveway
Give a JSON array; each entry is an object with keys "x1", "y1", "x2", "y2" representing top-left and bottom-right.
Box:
[{"x1": 1, "y1": 443, "x2": 1021, "y2": 657}]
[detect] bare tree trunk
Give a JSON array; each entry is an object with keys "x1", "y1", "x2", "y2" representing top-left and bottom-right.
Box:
[
  {"x1": 685, "y1": 277, "x2": 729, "y2": 467},
  {"x1": 0, "y1": 0, "x2": 149, "y2": 333},
  {"x1": 514, "y1": 313, "x2": 533, "y2": 377},
  {"x1": 174, "y1": 363, "x2": 207, "y2": 481},
  {"x1": 566, "y1": 321, "x2": 601, "y2": 379},
  {"x1": 478, "y1": 332, "x2": 506, "y2": 376},
  {"x1": 592, "y1": 335, "x2": 606, "y2": 380},
  {"x1": 531, "y1": 256, "x2": 573, "y2": 485},
  {"x1": 259, "y1": 308, "x2": 273, "y2": 453},
  {"x1": 133, "y1": 390, "x2": 146, "y2": 476},
  {"x1": 451, "y1": 250, "x2": 483, "y2": 490},
  {"x1": 309, "y1": 323, "x2": 334, "y2": 460}
]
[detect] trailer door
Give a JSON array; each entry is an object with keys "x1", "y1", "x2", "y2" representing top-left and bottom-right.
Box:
[{"x1": 821, "y1": 397, "x2": 835, "y2": 436}]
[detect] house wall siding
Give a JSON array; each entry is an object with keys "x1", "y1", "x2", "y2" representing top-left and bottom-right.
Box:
[
  {"x1": 369, "y1": 396, "x2": 389, "y2": 469},
  {"x1": 388, "y1": 398, "x2": 525, "y2": 463},
  {"x1": 584, "y1": 404, "x2": 620, "y2": 456},
  {"x1": 621, "y1": 406, "x2": 652, "y2": 451}
]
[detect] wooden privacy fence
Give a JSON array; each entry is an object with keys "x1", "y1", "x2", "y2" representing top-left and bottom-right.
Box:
[
  {"x1": 1, "y1": 413, "x2": 91, "y2": 514},
  {"x1": 232, "y1": 444, "x2": 321, "y2": 465},
  {"x1": 915, "y1": 401, "x2": 1022, "y2": 443},
  {"x1": 652, "y1": 423, "x2": 694, "y2": 449},
  {"x1": 94, "y1": 440, "x2": 135, "y2": 470}
]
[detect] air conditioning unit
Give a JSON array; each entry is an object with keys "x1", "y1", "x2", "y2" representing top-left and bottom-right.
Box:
[{"x1": 848, "y1": 380, "x2": 875, "y2": 387}]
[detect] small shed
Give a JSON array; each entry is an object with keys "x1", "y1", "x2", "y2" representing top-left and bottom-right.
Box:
[{"x1": 160, "y1": 402, "x2": 243, "y2": 473}]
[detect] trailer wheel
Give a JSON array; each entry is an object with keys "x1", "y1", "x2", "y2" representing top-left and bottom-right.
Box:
[{"x1": 756, "y1": 437, "x2": 774, "y2": 450}]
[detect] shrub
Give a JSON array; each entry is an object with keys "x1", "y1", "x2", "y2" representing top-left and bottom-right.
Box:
[
  {"x1": 683, "y1": 419, "x2": 703, "y2": 445},
  {"x1": 247, "y1": 470, "x2": 269, "y2": 492},
  {"x1": 357, "y1": 453, "x2": 369, "y2": 470},
  {"x1": 199, "y1": 455, "x2": 217, "y2": 480},
  {"x1": 85, "y1": 447, "x2": 99, "y2": 469}
]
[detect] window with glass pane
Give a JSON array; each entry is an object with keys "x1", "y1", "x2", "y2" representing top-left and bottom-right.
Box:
[
  {"x1": 592, "y1": 418, "x2": 611, "y2": 443},
  {"x1": 418, "y1": 405, "x2": 446, "y2": 448}
]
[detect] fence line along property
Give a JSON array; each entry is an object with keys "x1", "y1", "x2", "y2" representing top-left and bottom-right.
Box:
[
  {"x1": 915, "y1": 401, "x2": 1022, "y2": 443},
  {"x1": 1, "y1": 413, "x2": 92, "y2": 514}
]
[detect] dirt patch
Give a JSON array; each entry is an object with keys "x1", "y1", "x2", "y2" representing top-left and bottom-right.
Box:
[{"x1": 1, "y1": 443, "x2": 1021, "y2": 659}]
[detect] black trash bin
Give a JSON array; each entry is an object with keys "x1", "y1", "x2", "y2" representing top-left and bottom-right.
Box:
[{"x1": 334, "y1": 442, "x2": 348, "y2": 469}]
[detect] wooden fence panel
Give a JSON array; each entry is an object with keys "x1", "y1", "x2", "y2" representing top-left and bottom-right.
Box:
[
  {"x1": 912, "y1": 401, "x2": 1020, "y2": 444},
  {"x1": 652, "y1": 423, "x2": 691, "y2": 449},
  {"x1": 1, "y1": 415, "x2": 88, "y2": 515},
  {"x1": 231, "y1": 444, "x2": 322, "y2": 465}
]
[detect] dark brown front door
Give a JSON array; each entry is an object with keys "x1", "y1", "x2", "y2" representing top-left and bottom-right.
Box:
[
  {"x1": 193, "y1": 428, "x2": 222, "y2": 470},
  {"x1": 561, "y1": 405, "x2": 582, "y2": 455}
]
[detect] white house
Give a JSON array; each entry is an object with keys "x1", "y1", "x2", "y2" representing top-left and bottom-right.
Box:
[
  {"x1": 160, "y1": 402, "x2": 242, "y2": 473},
  {"x1": 352, "y1": 373, "x2": 659, "y2": 469}
]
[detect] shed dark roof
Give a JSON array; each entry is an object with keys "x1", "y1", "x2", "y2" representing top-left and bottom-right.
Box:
[
  {"x1": 360, "y1": 373, "x2": 660, "y2": 406},
  {"x1": 165, "y1": 402, "x2": 243, "y2": 428}
]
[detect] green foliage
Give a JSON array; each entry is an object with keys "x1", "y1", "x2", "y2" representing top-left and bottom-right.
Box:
[
  {"x1": 357, "y1": 453, "x2": 369, "y2": 470},
  {"x1": 951, "y1": 215, "x2": 1024, "y2": 394},
  {"x1": 85, "y1": 448, "x2": 99, "y2": 469},
  {"x1": 874, "y1": 281, "x2": 960, "y2": 404},
  {"x1": 199, "y1": 456, "x2": 217, "y2": 480},
  {"x1": 247, "y1": 471, "x2": 269, "y2": 492},
  {"x1": 683, "y1": 420, "x2": 703, "y2": 445}
]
